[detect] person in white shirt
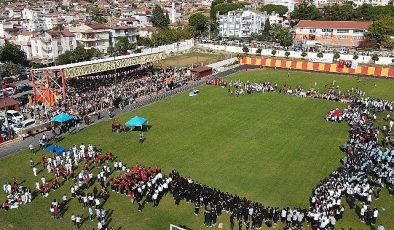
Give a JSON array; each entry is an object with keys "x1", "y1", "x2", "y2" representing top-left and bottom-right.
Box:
[
  {"x1": 33, "y1": 167, "x2": 37, "y2": 176},
  {"x1": 372, "y1": 208, "x2": 378, "y2": 224}
]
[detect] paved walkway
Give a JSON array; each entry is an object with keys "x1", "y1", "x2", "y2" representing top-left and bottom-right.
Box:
[{"x1": 0, "y1": 66, "x2": 240, "y2": 158}]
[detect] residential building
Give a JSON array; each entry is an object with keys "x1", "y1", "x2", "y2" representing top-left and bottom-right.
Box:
[
  {"x1": 267, "y1": 12, "x2": 289, "y2": 27},
  {"x1": 70, "y1": 23, "x2": 110, "y2": 53},
  {"x1": 23, "y1": 20, "x2": 46, "y2": 32},
  {"x1": 138, "y1": 26, "x2": 159, "y2": 38},
  {"x1": 30, "y1": 30, "x2": 77, "y2": 63},
  {"x1": 21, "y1": 8, "x2": 41, "y2": 20},
  {"x1": 16, "y1": 32, "x2": 41, "y2": 60},
  {"x1": 294, "y1": 20, "x2": 373, "y2": 47},
  {"x1": 352, "y1": 0, "x2": 390, "y2": 7},
  {"x1": 110, "y1": 26, "x2": 138, "y2": 46},
  {"x1": 217, "y1": 8, "x2": 267, "y2": 38},
  {"x1": 264, "y1": 0, "x2": 295, "y2": 12},
  {"x1": 0, "y1": 22, "x2": 15, "y2": 38}
]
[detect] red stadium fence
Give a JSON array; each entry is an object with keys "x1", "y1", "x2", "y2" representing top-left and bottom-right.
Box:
[{"x1": 240, "y1": 57, "x2": 394, "y2": 78}]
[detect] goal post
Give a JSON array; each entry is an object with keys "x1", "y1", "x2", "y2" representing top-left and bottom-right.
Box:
[{"x1": 169, "y1": 224, "x2": 187, "y2": 230}]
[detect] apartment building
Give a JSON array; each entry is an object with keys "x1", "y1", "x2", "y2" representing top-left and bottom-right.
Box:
[
  {"x1": 294, "y1": 20, "x2": 373, "y2": 47},
  {"x1": 110, "y1": 26, "x2": 138, "y2": 45},
  {"x1": 70, "y1": 23, "x2": 110, "y2": 53},
  {"x1": 30, "y1": 30, "x2": 77, "y2": 63},
  {"x1": 0, "y1": 22, "x2": 15, "y2": 38},
  {"x1": 217, "y1": 8, "x2": 267, "y2": 38},
  {"x1": 16, "y1": 32, "x2": 41, "y2": 60}
]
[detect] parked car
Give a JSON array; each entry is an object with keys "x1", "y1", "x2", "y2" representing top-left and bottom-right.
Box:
[
  {"x1": 0, "y1": 110, "x2": 24, "y2": 123},
  {"x1": 12, "y1": 118, "x2": 36, "y2": 134},
  {"x1": 2, "y1": 77, "x2": 15, "y2": 84}
]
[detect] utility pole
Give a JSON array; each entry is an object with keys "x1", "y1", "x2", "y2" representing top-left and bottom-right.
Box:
[{"x1": 208, "y1": 21, "x2": 211, "y2": 40}]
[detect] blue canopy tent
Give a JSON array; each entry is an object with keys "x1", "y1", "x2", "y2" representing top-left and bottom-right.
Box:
[
  {"x1": 44, "y1": 144, "x2": 68, "y2": 155},
  {"x1": 125, "y1": 116, "x2": 148, "y2": 128},
  {"x1": 51, "y1": 112, "x2": 75, "y2": 123}
]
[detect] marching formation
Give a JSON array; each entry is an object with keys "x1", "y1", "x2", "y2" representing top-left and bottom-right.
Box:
[{"x1": 1, "y1": 77, "x2": 393, "y2": 230}]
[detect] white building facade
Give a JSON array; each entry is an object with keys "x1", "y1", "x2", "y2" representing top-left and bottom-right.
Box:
[
  {"x1": 30, "y1": 30, "x2": 77, "y2": 63},
  {"x1": 70, "y1": 23, "x2": 111, "y2": 53},
  {"x1": 110, "y1": 26, "x2": 139, "y2": 46},
  {"x1": 217, "y1": 9, "x2": 267, "y2": 38}
]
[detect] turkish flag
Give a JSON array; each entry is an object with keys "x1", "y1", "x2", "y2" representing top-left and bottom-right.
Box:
[{"x1": 337, "y1": 60, "x2": 345, "y2": 68}]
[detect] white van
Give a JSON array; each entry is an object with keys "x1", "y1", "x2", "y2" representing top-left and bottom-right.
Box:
[
  {"x1": 2, "y1": 110, "x2": 24, "y2": 123},
  {"x1": 12, "y1": 118, "x2": 35, "y2": 133}
]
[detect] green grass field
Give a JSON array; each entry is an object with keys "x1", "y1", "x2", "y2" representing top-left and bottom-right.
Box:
[
  {"x1": 0, "y1": 69, "x2": 393, "y2": 230},
  {"x1": 164, "y1": 52, "x2": 230, "y2": 67}
]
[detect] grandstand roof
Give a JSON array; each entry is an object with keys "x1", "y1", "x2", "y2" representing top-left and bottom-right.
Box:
[{"x1": 32, "y1": 52, "x2": 166, "y2": 79}]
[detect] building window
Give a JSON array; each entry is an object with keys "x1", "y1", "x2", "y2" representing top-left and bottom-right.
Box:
[
  {"x1": 322, "y1": 28, "x2": 333, "y2": 32},
  {"x1": 337, "y1": 29, "x2": 349, "y2": 33},
  {"x1": 322, "y1": 35, "x2": 332, "y2": 39},
  {"x1": 353, "y1": 29, "x2": 365, "y2": 33},
  {"x1": 337, "y1": 35, "x2": 347, "y2": 40},
  {"x1": 352, "y1": 36, "x2": 364, "y2": 40},
  {"x1": 309, "y1": 29, "x2": 316, "y2": 33}
]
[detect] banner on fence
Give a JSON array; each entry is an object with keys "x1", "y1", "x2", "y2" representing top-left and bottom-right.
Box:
[
  {"x1": 351, "y1": 60, "x2": 358, "y2": 69},
  {"x1": 308, "y1": 57, "x2": 333, "y2": 63}
]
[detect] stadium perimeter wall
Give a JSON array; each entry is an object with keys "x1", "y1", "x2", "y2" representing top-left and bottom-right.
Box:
[{"x1": 240, "y1": 57, "x2": 394, "y2": 78}]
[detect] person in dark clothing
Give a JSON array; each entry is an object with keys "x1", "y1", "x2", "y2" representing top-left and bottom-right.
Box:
[{"x1": 230, "y1": 212, "x2": 235, "y2": 230}]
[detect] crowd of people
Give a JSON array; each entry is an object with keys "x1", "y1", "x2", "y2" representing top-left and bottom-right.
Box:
[
  {"x1": 2, "y1": 74, "x2": 394, "y2": 229},
  {"x1": 23, "y1": 64, "x2": 196, "y2": 124}
]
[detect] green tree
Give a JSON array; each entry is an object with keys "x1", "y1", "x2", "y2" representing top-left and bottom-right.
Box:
[
  {"x1": 3, "y1": 62, "x2": 21, "y2": 76},
  {"x1": 151, "y1": 5, "x2": 170, "y2": 29},
  {"x1": 210, "y1": 0, "x2": 225, "y2": 19},
  {"x1": 271, "y1": 49, "x2": 277, "y2": 56},
  {"x1": 256, "y1": 48, "x2": 262, "y2": 55},
  {"x1": 277, "y1": 28, "x2": 293, "y2": 47},
  {"x1": 353, "y1": 54, "x2": 359, "y2": 60},
  {"x1": 189, "y1": 13, "x2": 208, "y2": 36},
  {"x1": 381, "y1": 37, "x2": 394, "y2": 49},
  {"x1": 291, "y1": 0, "x2": 322, "y2": 20},
  {"x1": 56, "y1": 46, "x2": 101, "y2": 64},
  {"x1": 260, "y1": 4, "x2": 288, "y2": 16},
  {"x1": 323, "y1": 4, "x2": 354, "y2": 21},
  {"x1": 212, "y1": 2, "x2": 244, "y2": 18},
  {"x1": 0, "y1": 41, "x2": 27, "y2": 65},
  {"x1": 52, "y1": 24, "x2": 65, "y2": 31},
  {"x1": 317, "y1": 52, "x2": 324, "y2": 58},
  {"x1": 262, "y1": 18, "x2": 271, "y2": 41},
  {"x1": 333, "y1": 52, "x2": 340, "y2": 61},
  {"x1": 301, "y1": 52, "x2": 307, "y2": 58},
  {"x1": 371, "y1": 53, "x2": 379, "y2": 63},
  {"x1": 114, "y1": 36, "x2": 134, "y2": 52},
  {"x1": 91, "y1": 15, "x2": 108, "y2": 24},
  {"x1": 242, "y1": 46, "x2": 249, "y2": 55},
  {"x1": 137, "y1": 36, "x2": 152, "y2": 47},
  {"x1": 285, "y1": 51, "x2": 290, "y2": 59},
  {"x1": 366, "y1": 17, "x2": 394, "y2": 44},
  {"x1": 354, "y1": 4, "x2": 375, "y2": 20}
]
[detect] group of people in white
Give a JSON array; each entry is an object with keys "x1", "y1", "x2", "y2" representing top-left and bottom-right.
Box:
[{"x1": 2, "y1": 74, "x2": 394, "y2": 230}]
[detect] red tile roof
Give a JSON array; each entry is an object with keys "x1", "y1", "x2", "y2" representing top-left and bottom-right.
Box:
[
  {"x1": 295, "y1": 20, "x2": 373, "y2": 30},
  {"x1": 48, "y1": 29, "x2": 75, "y2": 37},
  {"x1": 112, "y1": 25, "x2": 137, "y2": 30},
  {"x1": 87, "y1": 22, "x2": 109, "y2": 30},
  {"x1": 191, "y1": 66, "x2": 212, "y2": 73},
  {"x1": 0, "y1": 97, "x2": 20, "y2": 109},
  {"x1": 139, "y1": 26, "x2": 158, "y2": 32}
]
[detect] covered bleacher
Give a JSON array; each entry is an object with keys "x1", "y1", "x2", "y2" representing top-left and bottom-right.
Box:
[{"x1": 31, "y1": 52, "x2": 166, "y2": 106}]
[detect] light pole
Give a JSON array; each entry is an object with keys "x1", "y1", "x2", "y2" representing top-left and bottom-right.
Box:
[{"x1": 176, "y1": 42, "x2": 180, "y2": 67}]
